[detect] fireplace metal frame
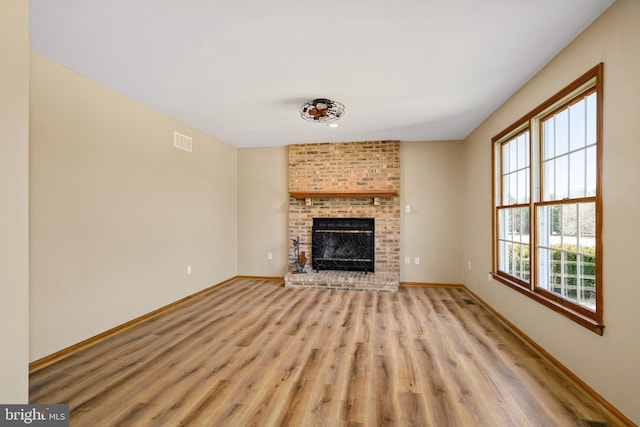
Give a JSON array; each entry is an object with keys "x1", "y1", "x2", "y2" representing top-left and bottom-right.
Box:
[{"x1": 311, "y1": 218, "x2": 375, "y2": 273}]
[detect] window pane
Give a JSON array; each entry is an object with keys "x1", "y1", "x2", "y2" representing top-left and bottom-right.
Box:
[
  {"x1": 500, "y1": 133, "x2": 530, "y2": 207},
  {"x1": 521, "y1": 208, "x2": 530, "y2": 242},
  {"x1": 537, "y1": 205, "x2": 549, "y2": 246},
  {"x1": 550, "y1": 249, "x2": 563, "y2": 295},
  {"x1": 543, "y1": 160, "x2": 555, "y2": 200},
  {"x1": 543, "y1": 118, "x2": 555, "y2": 160},
  {"x1": 502, "y1": 143, "x2": 510, "y2": 173},
  {"x1": 525, "y1": 169, "x2": 530, "y2": 203},
  {"x1": 506, "y1": 241, "x2": 514, "y2": 274},
  {"x1": 551, "y1": 205, "x2": 562, "y2": 237},
  {"x1": 586, "y1": 93, "x2": 597, "y2": 146},
  {"x1": 510, "y1": 209, "x2": 517, "y2": 240},
  {"x1": 510, "y1": 172, "x2": 518, "y2": 205},
  {"x1": 569, "y1": 99, "x2": 586, "y2": 151},
  {"x1": 510, "y1": 140, "x2": 517, "y2": 173},
  {"x1": 566, "y1": 260, "x2": 578, "y2": 303},
  {"x1": 555, "y1": 109, "x2": 569, "y2": 156},
  {"x1": 586, "y1": 145, "x2": 597, "y2": 197},
  {"x1": 537, "y1": 204, "x2": 562, "y2": 246},
  {"x1": 517, "y1": 133, "x2": 528, "y2": 170},
  {"x1": 537, "y1": 247, "x2": 550, "y2": 290},
  {"x1": 580, "y1": 255, "x2": 596, "y2": 310},
  {"x1": 537, "y1": 202, "x2": 596, "y2": 312},
  {"x1": 512, "y1": 243, "x2": 530, "y2": 282},
  {"x1": 502, "y1": 175, "x2": 510, "y2": 205},
  {"x1": 562, "y1": 204, "x2": 577, "y2": 249},
  {"x1": 513, "y1": 209, "x2": 522, "y2": 242},
  {"x1": 555, "y1": 155, "x2": 569, "y2": 200},
  {"x1": 522, "y1": 256, "x2": 530, "y2": 282},
  {"x1": 579, "y1": 202, "x2": 596, "y2": 254},
  {"x1": 524, "y1": 133, "x2": 530, "y2": 168},
  {"x1": 569, "y1": 150, "x2": 586, "y2": 198},
  {"x1": 497, "y1": 207, "x2": 530, "y2": 283},
  {"x1": 518, "y1": 169, "x2": 528, "y2": 204}
]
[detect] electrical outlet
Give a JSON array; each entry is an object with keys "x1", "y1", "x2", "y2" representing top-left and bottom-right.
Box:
[
  {"x1": 488, "y1": 273, "x2": 492, "y2": 282},
  {"x1": 405, "y1": 256, "x2": 411, "y2": 264},
  {"x1": 405, "y1": 204, "x2": 411, "y2": 213},
  {"x1": 468, "y1": 261, "x2": 472, "y2": 270},
  {"x1": 267, "y1": 252, "x2": 273, "y2": 260},
  {"x1": 187, "y1": 265, "x2": 192, "y2": 275},
  {"x1": 414, "y1": 257, "x2": 420, "y2": 265}
]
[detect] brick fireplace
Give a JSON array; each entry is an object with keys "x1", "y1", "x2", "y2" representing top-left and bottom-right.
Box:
[{"x1": 285, "y1": 141, "x2": 400, "y2": 291}]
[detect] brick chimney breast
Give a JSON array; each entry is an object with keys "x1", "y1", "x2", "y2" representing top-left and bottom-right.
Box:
[{"x1": 288, "y1": 141, "x2": 400, "y2": 275}]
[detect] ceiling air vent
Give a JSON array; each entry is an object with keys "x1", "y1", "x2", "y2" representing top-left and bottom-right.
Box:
[{"x1": 173, "y1": 131, "x2": 192, "y2": 152}]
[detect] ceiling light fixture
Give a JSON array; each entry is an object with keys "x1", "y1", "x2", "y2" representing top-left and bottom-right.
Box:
[{"x1": 300, "y1": 98, "x2": 345, "y2": 123}]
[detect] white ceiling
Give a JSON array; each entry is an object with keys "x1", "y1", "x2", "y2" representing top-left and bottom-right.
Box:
[{"x1": 29, "y1": 0, "x2": 614, "y2": 148}]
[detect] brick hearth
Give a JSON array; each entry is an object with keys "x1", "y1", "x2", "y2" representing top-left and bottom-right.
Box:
[{"x1": 284, "y1": 271, "x2": 399, "y2": 292}]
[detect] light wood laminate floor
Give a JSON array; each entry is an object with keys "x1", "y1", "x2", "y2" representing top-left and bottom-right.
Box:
[{"x1": 30, "y1": 278, "x2": 628, "y2": 426}]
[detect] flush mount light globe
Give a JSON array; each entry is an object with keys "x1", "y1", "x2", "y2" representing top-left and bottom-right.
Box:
[{"x1": 300, "y1": 98, "x2": 345, "y2": 123}]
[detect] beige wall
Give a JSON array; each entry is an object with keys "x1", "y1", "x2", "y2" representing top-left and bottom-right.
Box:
[
  {"x1": 401, "y1": 141, "x2": 463, "y2": 283},
  {"x1": 461, "y1": 0, "x2": 640, "y2": 423},
  {"x1": 29, "y1": 55, "x2": 238, "y2": 361},
  {"x1": 238, "y1": 147, "x2": 289, "y2": 276},
  {"x1": 0, "y1": 0, "x2": 29, "y2": 403}
]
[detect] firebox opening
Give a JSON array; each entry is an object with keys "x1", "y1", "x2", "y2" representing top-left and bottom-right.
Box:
[{"x1": 312, "y1": 218, "x2": 375, "y2": 273}]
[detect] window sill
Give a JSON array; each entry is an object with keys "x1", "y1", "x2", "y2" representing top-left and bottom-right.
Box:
[{"x1": 490, "y1": 273, "x2": 604, "y2": 335}]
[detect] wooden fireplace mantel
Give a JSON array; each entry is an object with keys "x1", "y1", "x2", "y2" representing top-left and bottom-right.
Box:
[
  {"x1": 289, "y1": 190, "x2": 398, "y2": 206},
  {"x1": 288, "y1": 190, "x2": 398, "y2": 199}
]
